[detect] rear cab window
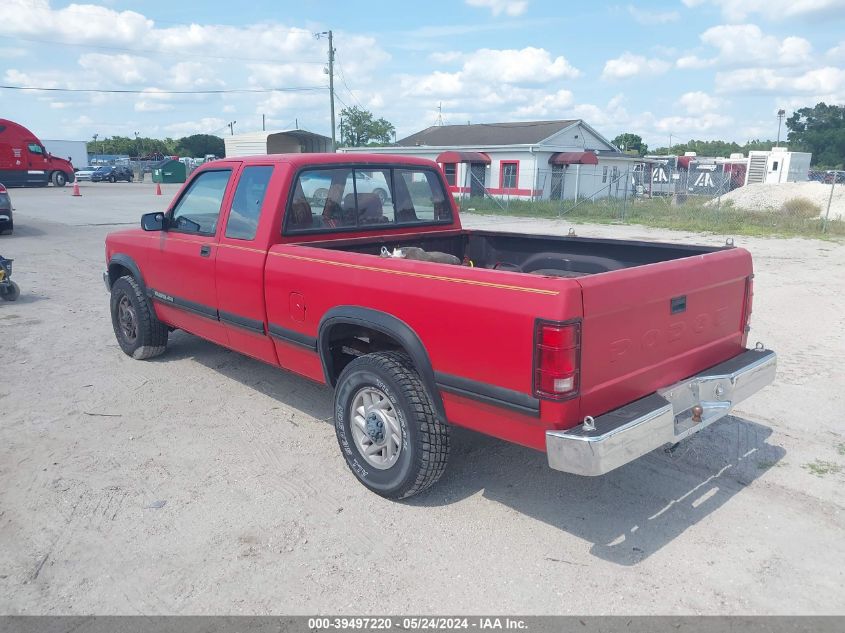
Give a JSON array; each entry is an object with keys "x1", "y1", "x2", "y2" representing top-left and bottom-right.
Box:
[{"x1": 284, "y1": 165, "x2": 452, "y2": 235}]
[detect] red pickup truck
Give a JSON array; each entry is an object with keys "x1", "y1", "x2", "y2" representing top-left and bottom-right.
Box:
[{"x1": 104, "y1": 154, "x2": 776, "y2": 499}]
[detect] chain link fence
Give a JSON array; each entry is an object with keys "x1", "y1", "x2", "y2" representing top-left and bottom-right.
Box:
[{"x1": 453, "y1": 160, "x2": 842, "y2": 237}]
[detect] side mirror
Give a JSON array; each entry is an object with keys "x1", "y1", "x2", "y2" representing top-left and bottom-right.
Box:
[{"x1": 141, "y1": 211, "x2": 166, "y2": 231}]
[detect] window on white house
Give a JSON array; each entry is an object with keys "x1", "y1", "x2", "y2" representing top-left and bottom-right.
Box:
[
  {"x1": 501, "y1": 162, "x2": 518, "y2": 189},
  {"x1": 602, "y1": 166, "x2": 608, "y2": 183},
  {"x1": 443, "y1": 163, "x2": 457, "y2": 186}
]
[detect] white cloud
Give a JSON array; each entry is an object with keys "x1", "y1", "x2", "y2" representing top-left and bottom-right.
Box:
[
  {"x1": 462, "y1": 47, "x2": 580, "y2": 83},
  {"x1": 465, "y1": 0, "x2": 528, "y2": 17},
  {"x1": 677, "y1": 91, "x2": 723, "y2": 113},
  {"x1": 700, "y1": 24, "x2": 812, "y2": 66},
  {"x1": 682, "y1": 0, "x2": 845, "y2": 21},
  {"x1": 513, "y1": 89, "x2": 574, "y2": 117},
  {"x1": 676, "y1": 55, "x2": 716, "y2": 69},
  {"x1": 715, "y1": 66, "x2": 845, "y2": 98},
  {"x1": 627, "y1": 5, "x2": 680, "y2": 24},
  {"x1": 163, "y1": 117, "x2": 227, "y2": 138},
  {"x1": 602, "y1": 53, "x2": 670, "y2": 80},
  {"x1": 400, "y1": 46, "x2": 579, "y2": 101},
  {"x1": 77, "y1": 53, "x2": 156, "y2": 86}
]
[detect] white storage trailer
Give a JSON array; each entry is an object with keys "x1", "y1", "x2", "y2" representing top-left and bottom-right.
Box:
[{"x1": 41, "y1": 139, "x2": 88, "y2": 170}]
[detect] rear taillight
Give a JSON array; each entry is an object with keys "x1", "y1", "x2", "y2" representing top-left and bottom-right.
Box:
[
  {"x1": 534, "y1": 320, "x2": 581, "y2": 400},
  {"x1": 743, "y1": 274, "x2": 754, "y2": 332}
]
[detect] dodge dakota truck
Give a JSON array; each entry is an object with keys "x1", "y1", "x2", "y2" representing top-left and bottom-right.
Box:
[{"x1": 104, "y1": 154, "x2": 777, "y2": 499}]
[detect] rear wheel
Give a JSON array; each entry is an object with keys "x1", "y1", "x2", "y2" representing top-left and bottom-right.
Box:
[
  {"x1": 52, "y1": 171, "x2": 67, "y2": 187},
  {"x1": 109, "y1": 175, "x2": 116, "y2": 183},
  {"x1": 373, "y1": 188, "x2": 387, "y2": 203},
  {"x1": 334, "y1": 351, "x2": 449, "y2": 499},
  {"x1": 110, "y1": 275, "x2": 168, "y2": 359},
  {"x1": 1, "y1": 281, "x2": 19, "y2": 301},
  {"x1": 313, "y1": 188, "x2": 329, "y2": 203}
]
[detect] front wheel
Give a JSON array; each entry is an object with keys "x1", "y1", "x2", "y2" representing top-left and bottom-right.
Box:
[
  {"x1": 52, "y1": 171, "x2": 67, "y2": 187},
  {"x1": 334, "y1": 351, "x2": 449, "y2": 499},
  {"x1": 110, "y1": 275, "x2": 168, "y2": 359}
]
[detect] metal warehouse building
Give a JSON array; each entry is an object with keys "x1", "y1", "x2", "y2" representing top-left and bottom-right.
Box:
[{"x1": 339, "y1": 119, "x2": 649, "y2": 201}]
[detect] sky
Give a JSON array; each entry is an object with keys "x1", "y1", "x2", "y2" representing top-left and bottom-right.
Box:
[{"x1": 1, "y1": 0, "x2": 845, "y2": 149}]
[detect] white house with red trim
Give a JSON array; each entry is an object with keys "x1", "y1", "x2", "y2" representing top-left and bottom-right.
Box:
[{"x1": 339, "y1": 119, "x2": 648, "y2": 201}]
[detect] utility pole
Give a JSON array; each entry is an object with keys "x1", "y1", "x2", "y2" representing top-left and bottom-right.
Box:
[
  {"x1": 262, "y1": 114, "x2": 265, "y2": 132},
  {"x1": 776, "y1": 109, "x2": 786, "y2": 147},
  {"x1": 435, "y1": 102, "x2": 443, "y2": 126},
  {"x1": 315, "y1": 30, "x2": 336, "y2": 151}
]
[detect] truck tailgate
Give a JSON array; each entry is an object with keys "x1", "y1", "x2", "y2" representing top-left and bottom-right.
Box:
[{"x1": 576, "y1": 247, "x2": 752, "y2": 419}]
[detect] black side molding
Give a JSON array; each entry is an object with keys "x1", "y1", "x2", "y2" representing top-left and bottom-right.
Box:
[
  {"x1": 435, "y1": 371, "x2": 540, "y2": 417},
  {"x1": 220, "y1": 310, "x2": 265, "y2": 335},
  {"x1": 148, "y1": 288, "x2": 217, "y2": 320},
  {"x1": 268, "y1": 323, "x2": 318, "y2": 351}
]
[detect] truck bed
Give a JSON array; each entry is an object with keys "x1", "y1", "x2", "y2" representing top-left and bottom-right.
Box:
[{"x1": 313, "y1": 229, "x2": 724, "y2": 278}]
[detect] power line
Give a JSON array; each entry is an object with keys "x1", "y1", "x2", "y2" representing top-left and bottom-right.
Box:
[
  {"x1": 0, "y1": 84, "x2": 327, "y2": 95},
  {"x1": 334, "y1": 57, "x2": 364, "y2": 110},
  {"x1": 0, "y1": 34, "x2": 327, "y2": 65}
]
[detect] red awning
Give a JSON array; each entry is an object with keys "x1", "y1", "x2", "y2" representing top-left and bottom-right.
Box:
[
  {"x1": 549, "y1": 152, "x2": 598, "y2": 166},
  {"x1": 436, "y1": 151, "x2": 491, "y2": 164}
]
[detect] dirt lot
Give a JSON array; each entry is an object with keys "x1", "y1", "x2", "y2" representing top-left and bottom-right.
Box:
[{"x1": 1, "y1": 182, "x2": 844, "y2": 615}]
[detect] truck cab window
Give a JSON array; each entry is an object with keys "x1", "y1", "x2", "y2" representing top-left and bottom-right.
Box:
[
  {"x1": 27, "y1": 143, "x2": 44, "y2": 155},
  {"x1": 225, "y1": 166, "x2": 273, "y2": 240},
  {"x1": 170, "y1": 169, "x2": 231, "y2": 235},
  {"x1": 285, "y1": 166, "x2": 451, "y2": 234}
]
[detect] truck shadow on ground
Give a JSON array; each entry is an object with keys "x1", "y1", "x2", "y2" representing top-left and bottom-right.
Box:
[
  {"x1": 160, "y1": 332, "x2": 785, "y2": 567},
  {"x1": 419, "y1": 420, "x2": 785, "y2": 566}
]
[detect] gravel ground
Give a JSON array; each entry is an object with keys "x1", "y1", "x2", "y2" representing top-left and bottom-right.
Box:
[
  {"x1": 716, "y1": 181, "x2": 845, "y2": 219},
  {"x1": 1, "y1": 183, "x2": 844, "y2": 615}
]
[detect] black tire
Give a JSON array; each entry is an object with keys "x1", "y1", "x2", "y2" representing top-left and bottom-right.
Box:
[
  {"x1": 0, "y1": 220, "x2": 11, "y2": 235},
  {"x1": 109, "y1": 175, "x2": 116, "y2": 183},
  {"x1": 1, "y1": 281, "x2": 19, "y2": 301},
  {"x1": 109, "y1": 275, "x2": 168, "y2": 359},
  {"x1": 373, "y1": 188, "x2": 388, "y2": 203},
  {"x1": 313, "y1": 188, "x2": 329, "y2": 203},
  {"x1": 52, "y1": 171, "x2": 67, "y2": 187},
  {"x1": 334, "y1": 351, "x2": 448, "y2": 499}
]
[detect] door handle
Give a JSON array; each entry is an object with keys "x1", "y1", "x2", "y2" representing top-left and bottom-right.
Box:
[{"x1": 199, "y1": 244, "x2": 211, "y2": 257}]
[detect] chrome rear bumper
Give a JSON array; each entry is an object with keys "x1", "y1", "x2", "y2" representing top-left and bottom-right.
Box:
[{"x1": 546, "y1": 348, "x2": 777, "y2": 476}]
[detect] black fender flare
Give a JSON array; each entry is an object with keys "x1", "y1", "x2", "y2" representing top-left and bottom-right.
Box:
[
  {"x1": 107, "y1": 253, "x2": 145, "y2": 290},
  {"x1": 318, "y1": 306, "x2": 446, "y2": 421}
]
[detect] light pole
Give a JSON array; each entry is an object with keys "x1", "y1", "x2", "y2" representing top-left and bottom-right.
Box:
[
  {"x1": 776, "y1": 109, "x2": 786, "y2": 147},
  {"x1": 227, "y1": 121, "x2": 237, "y2": 136},
  {"x1": 314, "y1": 30, "x2": 336, "y2": 151},
  {"x1": 92, "y1": 134, "x2": 98, "y2": 162}
]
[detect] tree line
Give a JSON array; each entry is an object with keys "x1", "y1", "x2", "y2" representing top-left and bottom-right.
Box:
[
  {"x1": 614, "y1": 103, "x2": 845, "y2": 168},
  {"x1": 90, "y1": 134, "x2": 225, "y2": 159}
]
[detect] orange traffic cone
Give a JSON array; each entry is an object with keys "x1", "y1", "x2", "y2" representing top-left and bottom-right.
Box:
[
  {"x1": 72, "y1": 181, "x2": 81, "y2": 197},
  {"x1": 155, "y1": 182, "x2": 162, "y2": 196}
]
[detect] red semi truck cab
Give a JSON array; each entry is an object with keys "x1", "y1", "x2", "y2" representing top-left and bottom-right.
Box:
[
  {"x1": 0, "y1": 119, "x2": 76, "y2": 187},
  {"x1": 103, "y1": 153, "x2": 776, "y2": 499}
]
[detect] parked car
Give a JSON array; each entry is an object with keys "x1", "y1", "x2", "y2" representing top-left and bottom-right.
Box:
[
  {"x1": 0, "y1": 183, "x2": 12, "y2": 234},
  {"x1": 92, "y1": 165, "x2": 133, "y2": 183},
  {"x1": 104, "y1": 154, "x2": 777, "y2": 500},
  {"x1": 74, "y1": 165, "x2": 100, "y2": 182},
  {"x1": 824, "y1": 170, "x2": 845, "y2": 184}
]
